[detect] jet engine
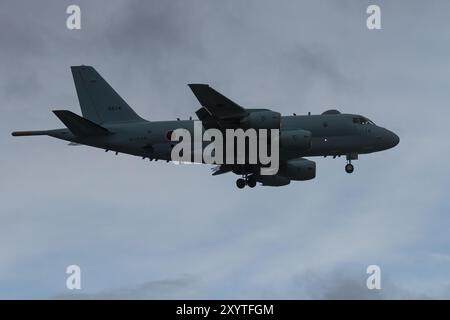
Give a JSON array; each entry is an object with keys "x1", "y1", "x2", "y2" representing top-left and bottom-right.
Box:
[
  {"x1": 280, "y1": 129, "x2": 312, "y2": 150},
  {"x1": 258, "y1": 175, "x2": 291, "y2": 187},
  {"x1": 280, "y1": 158, "x2": 316, "y2": 181},
  {"x1": 240, "y1": 110, "x2": 281, "y2": 129}
]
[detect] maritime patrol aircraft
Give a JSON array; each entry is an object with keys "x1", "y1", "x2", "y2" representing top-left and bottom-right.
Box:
[{"x1": 12, "y1": 66, "x2": 399, "y2": 188}]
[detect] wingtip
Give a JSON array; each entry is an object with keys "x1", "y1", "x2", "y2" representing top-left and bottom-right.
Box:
[
  {"x1": 52, "y1": 110, "x2": 71, "y2": 117},
  {"x1": 188, "y1": 83, "x2": 209, "y2": 88},
  {"x1": 70, "y1": 65, "x2": 93, "y2": 70}
]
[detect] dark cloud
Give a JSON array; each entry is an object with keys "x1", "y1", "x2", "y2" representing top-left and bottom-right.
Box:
[
  {"x1": 302, "y1": 271, "x2": 383, "y2": 299},
  {"x1": 289, "y1": 268, "x2": 441, "y2": 299},
  {"x1": 103, "y1": 0, "x2": 202, "y2": 56}
]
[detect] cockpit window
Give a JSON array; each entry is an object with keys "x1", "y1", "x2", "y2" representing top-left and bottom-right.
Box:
[{"x1": 353, "y1": 117, "x2": 375, "y2": 125}]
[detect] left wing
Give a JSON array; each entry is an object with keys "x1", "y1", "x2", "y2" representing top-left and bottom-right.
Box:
[
  {"x1": 189, "y1": 84, "x2": 284, "y2": 183},
  {"x1": 188, "y1": 84, "x2": 248, "y2": 129},
  {"x1": 211, "y1": 164, "x2": 234, "y2": 176},
  {"x1": 188, "y1": 84, "x2": 247, "y2": 119}
]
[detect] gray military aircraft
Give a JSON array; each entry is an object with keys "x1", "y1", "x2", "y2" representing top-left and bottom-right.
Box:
[{"x1": 12, "y1": 66, "x2": 399, "y2": 188}]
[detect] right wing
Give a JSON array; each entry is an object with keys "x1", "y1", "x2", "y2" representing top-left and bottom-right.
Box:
[{"x1": 211, "y1": 164, "x2": 234, "y2": 176}]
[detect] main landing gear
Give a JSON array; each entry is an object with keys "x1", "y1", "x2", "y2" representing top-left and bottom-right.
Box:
[{"x1": 236, "y1": 175, "x2": 257, "y2": 189}]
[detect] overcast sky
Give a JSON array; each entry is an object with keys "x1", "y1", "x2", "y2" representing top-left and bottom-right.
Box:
[{"x1": 1, "y1": 0, "x2": 450, "y2": 299}]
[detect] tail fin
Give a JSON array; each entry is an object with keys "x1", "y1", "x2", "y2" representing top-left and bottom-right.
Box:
[
  {"x1": 53, "y1": 110, "x2": 112, "y2": 136},
  {"x1": 71, "y1": 66, "x2": 144, "y2": 124}
]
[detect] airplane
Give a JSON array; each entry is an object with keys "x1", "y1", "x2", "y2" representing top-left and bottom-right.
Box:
[{"x1": 11, "y1": 66, "x2": 399, "y2": 188}]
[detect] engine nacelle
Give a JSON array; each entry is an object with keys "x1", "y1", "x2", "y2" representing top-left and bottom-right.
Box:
[
  {"x1": 280, "y1": 129, "x2": 312, "y2": 150},
  {"x1": 280, "y1": 158, "x2": 316, "y2": 181},
  {"x1": 240, "y1": 110, "x2": 281, "y2": 129},
  {"x1": 257, "y1": 175, "x2": 291, "y2": 187}
]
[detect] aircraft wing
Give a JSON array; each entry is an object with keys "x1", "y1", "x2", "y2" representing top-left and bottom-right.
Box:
[
  {"x1": 188, "y1": 84, "x2": 248, "y2": 128},
  {"x1": 211, "y1": 164, "x2": 234, "y2": 176},
  {"x1": 188, "y1": 84, "x2": 247, "y2": 119}
]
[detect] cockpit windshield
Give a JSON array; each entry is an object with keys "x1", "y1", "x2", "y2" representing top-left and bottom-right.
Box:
[{"x1": 353, "y1": 117, "x2": 375, "y2": 125}]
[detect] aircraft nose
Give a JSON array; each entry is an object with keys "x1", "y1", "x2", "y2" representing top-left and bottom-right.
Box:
[
  {"x1": 391, "y1": 131, "x2": 400, "y2": 147},
  {"x1": 375, "y1": 128, "x2": 399, "y2": 150},
  {"x1": 385, "y1": 129, "x2": 400, "y2": 149}
]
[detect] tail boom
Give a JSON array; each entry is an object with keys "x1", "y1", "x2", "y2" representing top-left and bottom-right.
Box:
[{"x1": 12, "y1": 130, "x2": 52, "y2": 136}]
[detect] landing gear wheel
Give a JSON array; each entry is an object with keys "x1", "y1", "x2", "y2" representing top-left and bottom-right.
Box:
[
  {"x1": 345, "y1": 163, "x2": 354, "y2": 174},
  {"x1": 247, "y1": 176, "x2": 257, "y2": 188},
  {"x1": 236, "y1": 178, "x2": 246, "y2": 189}
]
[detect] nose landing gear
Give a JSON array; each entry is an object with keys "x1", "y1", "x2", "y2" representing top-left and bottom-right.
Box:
[
  {"x1": 345, "y1": 153, "x2": 357, "y2": 174},
  {"x1": 236, "y1": 175, "x2": 257, "y2": 189},
  {"x1": 345, "y1": 163, "x2": 354, "y2": 174}
]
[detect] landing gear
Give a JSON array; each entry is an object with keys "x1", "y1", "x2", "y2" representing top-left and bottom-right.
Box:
[
  {"x1": 236, "y1": 175, "x2": 257, "y2": 189},
  {"x1": 345, "y1": 163, "x2": 354, "y2": 174},
  {"x1": 236, "y1": 178, "x2": 246, "y2": 189},
  {"x1": 247, "y1": 176, "x2": 257, "y2": 188},
  {"x1": 345, "y1": 153, "x2": 357, "y2": 174}
]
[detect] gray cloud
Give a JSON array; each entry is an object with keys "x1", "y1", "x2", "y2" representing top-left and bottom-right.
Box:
[
  {"x1": 53, "y1": 275, "x2": 199, "y2": 300},
  {"x1": 296, "y1": 269, "x2": 401, "y2": 299}
]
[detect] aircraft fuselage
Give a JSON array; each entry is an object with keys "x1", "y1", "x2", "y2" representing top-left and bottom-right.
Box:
[{"x1": 46, "y1": 113, "x2": 399, "y2": 162}]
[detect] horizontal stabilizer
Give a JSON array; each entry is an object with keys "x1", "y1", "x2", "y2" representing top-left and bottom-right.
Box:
[{"x1": 53, "y1": 110, "x2": 112, "y2": 137}]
